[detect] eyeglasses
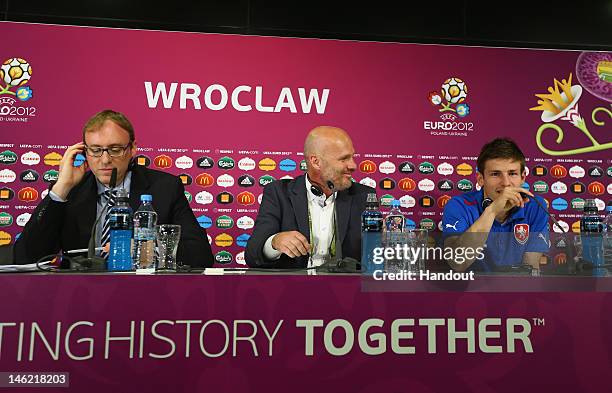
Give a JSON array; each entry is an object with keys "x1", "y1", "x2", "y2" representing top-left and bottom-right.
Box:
[{"x1": 84, "y1": 144, "x2": 131, "y2": 158}]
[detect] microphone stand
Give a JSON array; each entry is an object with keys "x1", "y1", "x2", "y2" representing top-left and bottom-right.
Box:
[{"x1": 71, "y1": 168, "x2": 117, "y2": 271}]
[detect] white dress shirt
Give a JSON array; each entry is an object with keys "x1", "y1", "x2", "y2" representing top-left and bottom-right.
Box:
[{"x1": 263, "y1": 175, "x2": 336, "y2": 267}]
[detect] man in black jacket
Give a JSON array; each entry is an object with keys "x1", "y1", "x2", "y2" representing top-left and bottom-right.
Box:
[
  {"x1": 14, "y1": 110, "x2": 213, "y2": 267},
  {"x1": 245, "y1": 126, "x2": 373, "y2": 268}
]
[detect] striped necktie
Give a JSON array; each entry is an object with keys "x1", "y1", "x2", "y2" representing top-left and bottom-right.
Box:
[{"x1": 99, "y1": 189, "x2": 117, "y2": 258}]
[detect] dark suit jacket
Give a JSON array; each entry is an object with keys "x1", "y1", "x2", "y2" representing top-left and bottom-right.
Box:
[
  {"x1": 14, "y1": 166, "x2": 213, "y2": 267},
  {"x1": 245, "y1": 174, "x2": 373, "y2": 268}
]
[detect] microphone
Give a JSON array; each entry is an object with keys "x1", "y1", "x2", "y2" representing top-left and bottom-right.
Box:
[
  {"x1": 76, "y1": 168, "x2": 117, "y2": 270},
  {"x1": 327, "y1": 180, "x2": 335, "y2": 190}
]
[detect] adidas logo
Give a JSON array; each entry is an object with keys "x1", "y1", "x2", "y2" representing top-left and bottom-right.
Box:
[
  {"x1": 23, "y1": 173, "x2": 35, "y2": 181},
  {"x1": 240, "y1": 177, "x2": 253, "y2": 185}
]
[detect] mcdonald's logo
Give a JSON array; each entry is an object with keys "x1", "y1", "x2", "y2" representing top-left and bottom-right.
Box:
[
  {"x1": 550, "y1": 164, "x2": 567, "y2": 178},
  {"x1": 437, "y1": 195, "x2": 451, "y2": 208},
  {"x1": 18, "y1": 187, "x2": 38, "y2": 202},
  {"x1": 588, "y1": 181, "x2": 604, "y2": 195},
  {"x1": 359, "y1": 160, "x2": 377, "y2": 174},
  {"x1": 154, "y1": 155, "x2": 173, "y2": 169},
  {"x1": 398, "y1": 178, "x2": 416, "y2": 191},
  {"x1": 237, "y1": 191, "x2": 255, "y2": 205},
  {"x1": 195, "y1": 173, "x2": 214, "y2": 187},
  {"x1": 554, "y1": 253, "x2": 567, "y2": 265}
]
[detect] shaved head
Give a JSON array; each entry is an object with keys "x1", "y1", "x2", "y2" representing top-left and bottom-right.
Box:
[
  {"x1": 304, "y1": 126, "x2": 352, "y2": 157},
  {"x1": 303, "y1": 126, "x2": 356, "y2": 194}
]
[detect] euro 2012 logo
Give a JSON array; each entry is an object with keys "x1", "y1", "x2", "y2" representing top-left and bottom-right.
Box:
[
  {"x1": 427, "y1": 77, "x2": 470, "y2": 118},
  {"x1": 0, "y1": 58, "x2": 33, "y2": 101}
]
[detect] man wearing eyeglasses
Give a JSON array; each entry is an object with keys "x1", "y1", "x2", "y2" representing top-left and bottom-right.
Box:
[{"x1": 14, "y1": 109, "x2": 214, "y2": 267}]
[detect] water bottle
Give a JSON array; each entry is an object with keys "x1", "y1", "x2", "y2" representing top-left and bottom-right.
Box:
[
  {"x1": 361, "y1": 193, "x2": 382, "y2": 273},
  {"x1": 107, "y1": 188, "x2": 133, "y2": 271},
  {"x1": 580, "y1": 199, "x2": 604, "y2": 267},
  {"x1": 383, "y1": 199, "x2": 406, "y2": 272},
  {"x1": 133, "y1": 194, "x2": 158, "y2": 269},
  {"x1": 603, "y1": 201, "x2": 612, "y2": 265}
]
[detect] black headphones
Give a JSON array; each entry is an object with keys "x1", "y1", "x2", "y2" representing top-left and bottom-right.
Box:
[
  {"x1": 310, "y1": 184, "x2": 324, "y2": 197},
  {"x1": 482, "y1": 197, "x2": 493, "y2": 211}
]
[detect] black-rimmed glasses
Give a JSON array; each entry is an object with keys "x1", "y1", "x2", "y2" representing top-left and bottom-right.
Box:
[{"x1": 84, "y1": 144, "x2": 131, "y2": 158}]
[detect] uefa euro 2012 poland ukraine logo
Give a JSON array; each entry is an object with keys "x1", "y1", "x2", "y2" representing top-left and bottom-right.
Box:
[
  {"x1": 0, "y1": 58, "x2": 33, "y2": 101},
  {"x1": 423, "y1": 77, "x2": 474, "y2": 135},
  {"x1": 0, "y1": 57, "x2": 36, "y2": 122}
]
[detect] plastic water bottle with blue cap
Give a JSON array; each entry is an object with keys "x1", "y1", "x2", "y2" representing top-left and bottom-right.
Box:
[{"x1": 133, "y1": 194, "x2": 158, "y2": 269}]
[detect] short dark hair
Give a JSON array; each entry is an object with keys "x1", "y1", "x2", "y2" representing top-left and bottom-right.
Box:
[
  {"x1": 477, "y1": 138, "x2": 526, "y2": 174},
  {"x1": 82, "y1": 110, "x2": 135, "y2": 143}
]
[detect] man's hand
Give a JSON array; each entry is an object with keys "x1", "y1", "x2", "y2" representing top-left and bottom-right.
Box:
[
  {"x1": 271, "y1": 231, "x2": 311, "y2": 258},
  {"x1": 488, "y1": 187, "x2": 533, "y2": 217},
  {"x1": 50, "y1": 142, "x2": 89, "y2": 200}
]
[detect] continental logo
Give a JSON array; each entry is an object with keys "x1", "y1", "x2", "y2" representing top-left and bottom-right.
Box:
[
  {"x1": 215, "y1": 251, "x2": 232, "y2": 264},
  {"x1": 456, "y1": 163, "x2": 473, "y2": 176},
  {"x1": 215, "y1": 233, "x2": 234, "y2": 247},
  {"x1": 195, "y1": 173, "x2": 214, "y2": 187},
  {"x1": 379, "y1": 178, "x2": 395, "y2": 190},
  {"x1": 571, "y1": 221, "x2": 581, "y2": 233},
  {"x1": 216, "y1": 215, "x2": 234, "y2": 229},
  {"x1": 533, "y1": 165, "x2": 547, "y2": 177},
  {"x1": 237, "y1": 191, "x2": 255, "y2": 205},
  {"x1": 550, "y1": 164, "x2": 567, "y2": 178},
  {"x1": 437, "y1": 195, "x2": 451, "y2": 208},
  {"x1": 154, "y1": 154, "x2": 173, "y2": 169},
  {"x1": 217, "y1": 156, "x2": 235, "y2": 170},
  {"x1": 398, "y1": 178, "x2": 416, "y2": 192},
  {"x1": 18, "y1": 187, "x2": 38, "y2": 202},
  {"x1": 588, "y1": 181, "x2": 604, "y2": 195},
  {"x1": 258, "y1": 158, "x2": 276, "y2": 171},
  {"x1": 216, "y1": 192, "x2": 234, "y2": 204},
  {"x1": 359, "y1": 160, "x2": 376, "y2": 174},
  {"x1": 0, "y1": 150, "x2": 17, "y2": 165},
  {"x1": 571, "y1": 182, "x2": 585, "y2": 194},
  {"x1": 135, "y1": 155, "x2": 151, "y2": 167},
  {"x1": 43, "y1": 152, "x2": 62, "y2": 166},
  {"x1": 418, "y1": 162, "x2": 434, "y2": 174},
  {"x1": 178, "y1": 173, "x2": 192, "y2": 185},
  {"x1": 0, "y1": 187, "x2": 14, "y2": 201},
  {"x1": 0, "y1": 230, "x2": 11, "y2": 246}
]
